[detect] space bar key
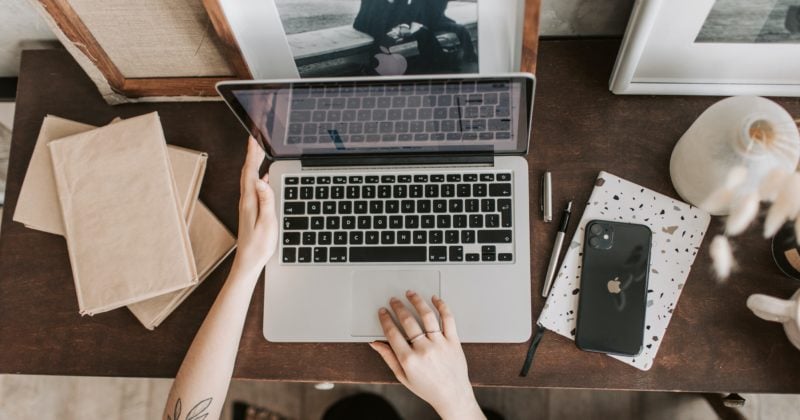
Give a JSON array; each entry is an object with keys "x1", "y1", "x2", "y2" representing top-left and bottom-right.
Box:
[{"x1": 349, "y1": 247, "x2": 427, "y2": 262}]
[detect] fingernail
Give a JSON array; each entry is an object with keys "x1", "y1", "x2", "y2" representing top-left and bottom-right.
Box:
[
  {"x1": 406, "y1": 290, "x2": 415, "y2": 296},
  {"x1": 379, "y1": 307, "x2": 388, "y2": 314},
  {"x1": 256, "y1": 180, "x2": 267, "y2": 191},
  {"x1": 432, "y1": 295, "x2": 440, "y2": 302},
  {"x1": 368, "y1": 342, "x2": 377, "y2": 350},
  {"x1": 389, "y1": 297, "x2": 399, "y2": 304}
]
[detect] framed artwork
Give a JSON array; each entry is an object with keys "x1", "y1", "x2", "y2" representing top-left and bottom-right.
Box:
[{"x1": 610, "y1": 0, "x2": 800, "y2": 96}]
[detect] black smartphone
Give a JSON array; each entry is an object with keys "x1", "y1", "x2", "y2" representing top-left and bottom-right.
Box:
[{"x1": 575, "y1": 220, "x2": 652, "y2": 356}]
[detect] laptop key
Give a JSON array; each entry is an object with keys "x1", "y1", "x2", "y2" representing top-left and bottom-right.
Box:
[
  {"x1": 311, "y1": 217, "x2": 324, "y2": 230},
  {"x1": 318, "y1": 232, "x2": 332, "y2": 245},
  {"x1": 374, "y1": 216, "x2": 387, "y2": 229},
  {"x1": 307, "y1": 201, "x2": 321, "y2": 214},
  {"x1": 354, "y1": 201, "x2": 368, "y2": 214},
  {"x1": 499, "y1": 253, "x2": 513, "y2": 261},
  {"x1": 453, "y1": 215, "x2": 467, "y2": 228},
  {"x1": 285, "y1": 177, "x2": 299, "y2": 185},
  {"x1": 350, "y1": 231, "x2": 364, "y2": 245},
  {"x1": 481, "y1": 199, "x2": 495, "y2": 212},
  {"x1": 350, "y1": 247, "x2": 426, "y2": 262},
  {"x1": 301, "y1": 176, "x2": 315, "y2": 184},
  {"x1": 437, "y1": 215, "x2": 451, "y2": 228},
  {"x1": 478, "y1": 230, "x2": 513, "y2": 243},
  {"x1": 285, "y1": 187, "x2": 298, "y2": 200},
  {"x1": 398, "y1": 231, "x2": 411, "y2": 244},
  {"x1": 429, "y1": 246, "x2": 447, "y2": 262},
  {"x1": 466, "y1": 253, "x2": 480, "y2": 261},
  {"x1": 283, "y1": 248, "x2": 296, "y2": 263},
  {"x1": 461, "y1": 230, "x2": 476, "y2": 243},
  {"x1": 315, "y1": 186, "x2": 329, "y2": 199},
  {"x1": 342, "y1": 216, "x2": 356, "y2": 229},
  {"x1": 390, "y1": 216, "x2": 403, "y2": 229},
  {"x1": 302, "y1": 232, "x2": 316, "y2": 245},
  {"x1": 323, "y1": 201, "x2": 337, "y2": 214},
  {"x1": 486, "y1": 214, "x2": 500, "y2": 228},
  {"x1": 433, "y1": 200, "x2": 447, "y2": 213},
  {"x1": 413, "y1": 231, "x2": 427, "y2": 244},
  {"x1": 449, "y1": 246, "x2": 464, "y2": 261},
  {"x1": 357, "y1": 216, "x2": 371, "y2": 229},
  {"x1": 300, "y1": 187, "x2": 313, "y2": 199},
  {"x1": 284, "y1": 217, "x2": 308, "y2": 230},
  {"x1": 314, "y1": 247, "x2": 328, "y2": 262},
  {"x1": 381, "y1": 231, "x2": 395, "y2": 244},
  {"x1": 283, "y1": 232, "x2": 300, "y2": 245},
  {"x1": 284, "y1": 202, "x2": 304, "y2": 215},
  {"x1": 326, "y1": 217, "x2": 340, "y2": 230},
  {"x1": 489, "y1": 183, "x2": 512, "y2": 197},
  {"x1": 298, "y1": 247, "x2": 312, "y2": 263},
  {"x1": 497, "y1": 173, "x2": 511, "y2": 181},
  {"x1": 430, "y1": 230, "x2": 443, "y2": 244},
  {"x1": 334, "y1": 232, "x2": 347, "y2": 245},
  {"x1": 366, "y1": 231, "x2": 380, "y2": 244},
  {"x1": 445, "y1": 230, "x2": 459, "y2": 244},
  {"x1": 421, "y1": 215, "x2": 435, "y2": 228},
  {"x1": 330, "y1": 247, "x2": 347, "y2": 262}
]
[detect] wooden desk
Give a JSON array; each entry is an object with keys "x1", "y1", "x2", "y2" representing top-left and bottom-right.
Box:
[{"x1": 2, "y1": 40, "x2": 799, "y2": 393}]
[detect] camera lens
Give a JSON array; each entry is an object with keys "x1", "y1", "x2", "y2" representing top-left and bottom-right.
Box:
[
  {"x1": 590, "y1": 224, "x2": 603, "y2": 235},
  {"x1": 589, "y1": 237, "x2": 600, "y2": 248}
]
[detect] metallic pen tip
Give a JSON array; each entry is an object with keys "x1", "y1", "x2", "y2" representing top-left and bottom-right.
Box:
[{"x1": 566, "y1": 201, "x2": 573, "y2": 212}]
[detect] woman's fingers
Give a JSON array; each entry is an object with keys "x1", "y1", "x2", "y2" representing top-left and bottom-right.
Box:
[
  {"x1": 369, "y1": 342, "x2": 408, "y2": 386},
  {"x1": 378, "y1": 307, "x2": 412, "y2": 356},
  {"x1": 432, "y1": 295, "x2": 459, "y2": 340},
  {"x1": 255, "y1": 174, "x2": 276, "y2": 226},
  {"x1": 389, "y1": 297, "x2": 424, "y2": 342},
  {"x1": 405, "y1": 290, "x2": 441, "y2": 337},
  {"x1": 240, "y1": 137, "x2": 265, "y2": 227}
]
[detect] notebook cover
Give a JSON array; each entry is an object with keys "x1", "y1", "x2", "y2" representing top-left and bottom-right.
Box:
[
  {"x1": 538, "y1": 172, "x2": 710, "y2": 371},
  {"x1": 14, "y1": 116, "x2": 208, "y2": 235},
  {"x1": 128, "y1": 202, "x2": 237, "y2": 330},
  {"x1": 48, "y1": 112, "x2": 198, "y2": 315}
]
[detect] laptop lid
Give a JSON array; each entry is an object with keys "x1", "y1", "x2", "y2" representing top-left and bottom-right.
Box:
[{"x1": 217, "y1": 73, "x2": 535, "y2": 161}]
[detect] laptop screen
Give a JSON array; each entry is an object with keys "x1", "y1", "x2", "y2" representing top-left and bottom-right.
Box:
[{"x1": 218, "y1": 75, "x2": 534, "y2": 160}]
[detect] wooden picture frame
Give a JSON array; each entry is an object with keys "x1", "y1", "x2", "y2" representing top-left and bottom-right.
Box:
[{"x1": 35, "y1": 0, "x2": 252, "y2": 100}]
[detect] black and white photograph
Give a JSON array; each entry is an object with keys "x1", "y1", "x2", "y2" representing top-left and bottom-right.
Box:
[
  {"x1": 274, "y1": 0, "x2": 479, "y2": 77},
  {"x1": 695, "y1": 0, "x2": 800, "y2": 44}
]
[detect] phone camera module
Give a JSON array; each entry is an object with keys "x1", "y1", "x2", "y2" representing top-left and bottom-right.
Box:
[{"x1": 588, "y1": 222, "x2": 614, "y2": 250}]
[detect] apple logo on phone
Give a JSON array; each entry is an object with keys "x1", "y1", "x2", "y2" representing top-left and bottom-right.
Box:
[
  {"x1": 374, "y1": 46, "x2": 407, "y2": 76},
  {"x1": 607, "y1": 276, "x2": 622, "y2": 294}
]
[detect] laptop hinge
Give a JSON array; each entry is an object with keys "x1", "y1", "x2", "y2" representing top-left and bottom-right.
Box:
[{"x1": 300, "y1": 153, "x2": 494, "y2": 168}]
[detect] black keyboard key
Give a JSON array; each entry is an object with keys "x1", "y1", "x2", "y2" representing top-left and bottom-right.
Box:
[
  {"x1": 381, "y1": 175, "x2": 396, "y2": 183},
  {"x1": 480, "y1": 173, "x2": 494, "y2": 182},
  {"x1": 398, "y1": 231, "x2": 411, "y2": 244},
  {"x1": 284, "y1": 202, "x2": 305, "y2": 215},
  {"x1": 284, "y1": 217, "x2": 308, "y2": 230},
  {"x1": 431, "y1": 174, "x2": 445, "y2": 182},
  {"x1": 378, "y1": 185, "x2": 392, "y2": 198},
  {"x1": 330, "y1": 247, "x2": 347, "y2": 262},
  {"x1": 355, "y1": 201, "x2": 368, "y2": 214},
  {"x1": 331, "y1": 186, "x2": 345, "y2": 199},
  {"x1": 315, "y1": 186, "x2": 329, "y2": 199},
  {"x1": 429, "y1": 246, "x2": 447, "y2": 262},
  {"x1": 338, "y1": 201, "x2": 352, "y2": 214},
  {"x1": 363, "y1": 185, "x2": 376, "y2": 198},
  {"x1": 464, "y1": 174, "x2": 478, "y2": 181},
  {"x1": 482, "y1": 253, "x2": 496, "y2": 262},
  {"x1": 398, "y1": 175, "x2": 412, "y2": 183},
  {"x1": 323, "y1": 201, "x2": 337, "y2": 214},
  {"x1": 489, "y1": 183, "x2": 512, "y2": 197},
  {"x1": 417, "y1": 200, "x2": 431, "y2": 213},
  {"x1": 413, "y1": 231, "x2": 427, "y2": 244},
  {"x1": 390, "y1": 216, "x2": 403, "y2": 229},
  {"x1": 473, "y1": 184, "x2": 487, "y2": 197},
  {"x1": 497, "y1": 173, "x2": 511, "y2": 181},
  {"x1": 349, "y1": 231, "x2": 364, "y2": 245},
  {"x1": 466, "y1": 199, "x2": 479, "y2": 212},
  {"x1": 302, "y1": 232, "x2": 316, "y2": 245},
  {"x1": 405, "y1": 215, "x2": 419, "y2": 229},
  {"x1": 478, "y1": 230, "x2": 513, "y2": 243},
  {"x1": 349, "y1": 176, "x2": 363, "y2": 183},
  {"x1": 469, "y1": 214, "x2": 483, "y2": 228},
  {"x1": 466, "y1": 253, "x2": 480, "y2": 261},
  {"x1": 457, "y1": 184, "x2": 471, "y2": 197},
  {"x1": 441, "y1": 184, "x2": 455, "y2": 197},
  {"x1": 314, "y1": 247, "x2": 328, "y2": 262},
  {"x1": 301, "y1": 177, "x2": 315, "y2": 184},
  {"x1": 499, "y1": 253, "x2": 513, "y2": 261},
  {"x1": 366, "y1": 231, "x2": 380, "y2": 244},
  {"x1": 333, "y1": 176, "x2": 347, "y2": 184},
  {"x1": 317, "y1": 176, "x2": 331, "y2": 184},
  {"x1": 374, "y1": 216, "x2": 387, "y2": 229},
  {"x1": 401, "y1": 200, "x2": 415, "y2": 213},
  {"x1": 326, "y1": 216, "x2": 340, "y2": 230},
  {"x1": 318, "y1": 232, "x2": 332, "y2": 245},
  {"x1": 448, "y1": 199, "x2": 463, "y2": 213},
  {"x1": 285, "y1": 187, "x2": 298, "y2": 200},
  {"x1": 421, "y1": 215, "x2": 435, "y2": 228},
  {"x1": 445, "y1": 230, "x2": 459, "y2": 244},
  {"x1": 453, "y1": 214, "x2": 467, "y2": 228},
  {"x1": 307, "y1": 201, "x2": 321, "y2": 214},
  {"x1": 449, "y1": 246, "x2": 464, "y2": 261},
  {"x1": 358, "y1": 216, "x2": 371, "y2": 229},
  {"x1": 283, "y1": 248, "x2": 296, "y2": 263},
  {"x1": 393, "y1": 185, "x2": 407, "y2": 198},
  {"x1": 347, "y1": 186, "x2": 360, "y2": 199},
  {"x1": 342, "y1": 216, "x2": 356, "y2": 229},
  {"x1": 334, "y1": 231, "x2": 347, "y2": 244},
  {"x1": 298, "y1": 247, "x2": 312, "y2": 263},
  {"x1": 381, "y1": 231, "x2": 395, "y2": 244},
  {"x1": 370, "y1": 201, "x2": 383, "y2": 214},
  {"x1": 300, "y1": 186, "x2": 313, "y2": 199},
  {"x1": 437, "y1": 215, "x2": 451, "y2": 228},
  {"x1": 410, "y1": 184, "x2": 423, "y2": 198},
  {"x1": 283, "y1": 232, "x2": 300, "y2": 245},
  {"x1": 386, "y1": 200, "x2": 400, "y2": 213},
  {"x1": 414, "y1": 175, "x2": 428, "y2": 182},
  {"x1": 482, "y1": 245, "x2": 496, "y2": 254},
  {"x1": 285, "y1": 177, "x2": 299, "y2": 185},
  {"x1": 486, "y1": 214, "x2": 500, "y2": 228},
  {"x1": 366, "y1": 176, "x2": 379, "y2": 183},
  {"x1": 433, "y1": 200, "x2": 447, "y2": 213},
  {"x1": 481, "y1": 199, "x2": 495, "y2": 212},
  {"x1": 461, "y1": 230, "x2": 476, "y2": 243},
  {"x1": 350, "y1": 246, "x2": 427, "y2": 262},
  {"x1": 311, "y1": 217, "x2": 324, "y2": 229},
  {"x1": 429, "y1": 230, "x2": 443, "y2": 244},
  {"x1": 447, "y1": 174, "x2": 461, "y2": 182},
  {"x1": 425, "y1": 184, "x2": 439, "y2": 197}
]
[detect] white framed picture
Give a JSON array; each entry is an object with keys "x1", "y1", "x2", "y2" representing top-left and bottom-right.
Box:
[{"x1": 610, "y1": 0, "x2": 800, "y2": 96}]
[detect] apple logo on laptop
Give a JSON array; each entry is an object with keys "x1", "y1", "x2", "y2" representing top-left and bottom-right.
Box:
[
  {"x1": 607, "y1": 276, "x2": 622, "y2": 294},
  {"x1": 374, "y1": 46, "x2": 407, "y2": 76}
]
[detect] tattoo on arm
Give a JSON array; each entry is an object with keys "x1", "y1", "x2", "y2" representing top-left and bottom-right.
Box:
[{"x1": 167, "y1": 397, "x2": 213, "y2": 420}]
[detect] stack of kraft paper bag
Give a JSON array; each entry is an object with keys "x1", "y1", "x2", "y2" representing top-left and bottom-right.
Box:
[{"x1": 13, "y1": 112, "x2": 236, "y2": 330}]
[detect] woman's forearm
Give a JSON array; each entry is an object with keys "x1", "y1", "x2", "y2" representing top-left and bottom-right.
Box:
[{"x1": 162, "y1": 263, "x2": 261, "y2": 420}]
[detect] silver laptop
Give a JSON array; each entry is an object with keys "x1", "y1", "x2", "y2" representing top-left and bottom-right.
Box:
[{"x1": 217, "y1": 74, "x2": 535, "y2": 342}]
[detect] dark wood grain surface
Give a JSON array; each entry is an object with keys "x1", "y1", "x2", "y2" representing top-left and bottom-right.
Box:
[{"x1": 2, "y1": 40, "x2": 800, "y2": 392}]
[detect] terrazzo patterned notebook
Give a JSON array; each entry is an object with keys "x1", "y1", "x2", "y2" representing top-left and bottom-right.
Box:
[{"x1": 538, "y1": 172, "x2": 710, "y2": 371}]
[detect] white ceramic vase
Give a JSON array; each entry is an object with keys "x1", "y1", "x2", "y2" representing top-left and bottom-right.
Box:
[{"x1": 670, "y1": 96, "x2": 800, "y2": 215}]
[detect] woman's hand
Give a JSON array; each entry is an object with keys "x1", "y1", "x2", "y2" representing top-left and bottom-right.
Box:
[
  {"x1": 232, "y1": 137, "x2": 278, "y2": 277},
  {"x1": 369, "y1": 291, "x2": 485, "y2": 420}
]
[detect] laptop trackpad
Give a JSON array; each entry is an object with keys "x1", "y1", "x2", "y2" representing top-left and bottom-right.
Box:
[{"x1": 350, "y1": 270, "x2": 441, "y2": 337}]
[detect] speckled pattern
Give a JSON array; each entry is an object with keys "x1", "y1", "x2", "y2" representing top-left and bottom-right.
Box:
[{"x1": 539, "y1": 171, "x2": 711, "y2": 371}]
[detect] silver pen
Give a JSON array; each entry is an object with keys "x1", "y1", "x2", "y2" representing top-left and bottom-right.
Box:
[{"x1": 541, "y1": 201, "x2": 573, "y2": 298}]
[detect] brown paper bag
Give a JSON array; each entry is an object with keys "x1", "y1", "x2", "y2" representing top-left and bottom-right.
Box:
[{"x1": 48, "y1": 112, "x2": 198, "y2": 315}]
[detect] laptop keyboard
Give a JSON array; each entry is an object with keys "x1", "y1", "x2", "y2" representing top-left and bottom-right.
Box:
[
  {"x1": 286, "y1": 80, "x2": 514, "y2": 145},
  {"x1": 280, "y1": 171, "x2": 514, "y2": 264}
]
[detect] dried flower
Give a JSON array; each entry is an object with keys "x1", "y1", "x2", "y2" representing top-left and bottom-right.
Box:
[
  {"x1": 764, "y1": 172, "x2": 800, "y2": 238},
  {"x1": 726, "y1": 191, "x2": 760, "y2": 236},
  {"x1": 710, "y1": 235, "x2": 734, "y2": 281},
  {"x1": 758, "y1": 168, "x2": 791, "y2": 202}
]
